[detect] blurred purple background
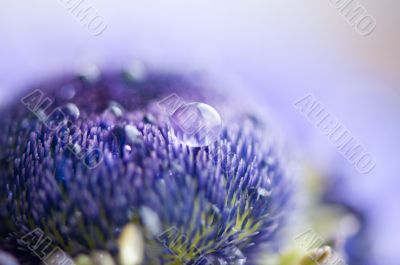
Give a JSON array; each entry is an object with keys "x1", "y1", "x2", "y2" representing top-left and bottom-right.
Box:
[{"x1": 1, "y1": 1, "x2": 399, "y2": 264}]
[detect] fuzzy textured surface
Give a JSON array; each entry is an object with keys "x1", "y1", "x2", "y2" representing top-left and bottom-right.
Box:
[{"x1": 0, "y1": 70, "x2": 290, "y2": 264}]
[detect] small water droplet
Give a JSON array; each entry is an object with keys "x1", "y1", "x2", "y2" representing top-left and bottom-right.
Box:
[
  {"x1": 124, "y1": 125, "x2": 142, "y2": 144},
  {"x1": 77, "y1": 63, "x2": 100, "y2": 83},
  {"x1": 111, "y1": 125, "x2": 142, "y2": 154},
  {"x1": 58, "y1": 85, "x2": 76, "y2": 100},
  {"x1": 143, "y1": 114, "x2": 156, "y2": 124},
  {"x1": 248, "y1": 187, "x2": 271, "y2": 200},
  {"x1": 257, "y1": 187, "x2": 271, "y2": 197},
  {"x1": 123, "y1": 60, "x2": 146, "y2": 82},
  {"x1": 140, "y1": 206, "x2": 162, "y2": 236},
  {"x1": 62, "y1": 103, "x2": 80, "y2": 120},
  {"x1": 124, "y1": 145, "x2": 132, "y2": 152},
  {"x1": 169, "y1": 102, "x2": 222, "y2": 147},
  {"x1": 122, "y1": 144, "x2": 133, "y2": 157},
  {"x1": 103, "y1": 101, "x2": 125, "y2": 118}
]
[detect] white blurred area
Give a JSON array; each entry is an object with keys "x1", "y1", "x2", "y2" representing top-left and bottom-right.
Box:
[{"x1": 0, "y1": 0, "x2": 399, "y2": 264}]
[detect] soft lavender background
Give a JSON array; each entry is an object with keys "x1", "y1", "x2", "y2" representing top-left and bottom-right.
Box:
[{"x1": 1, "y1": 1, "x2": 399, "y2": 264}]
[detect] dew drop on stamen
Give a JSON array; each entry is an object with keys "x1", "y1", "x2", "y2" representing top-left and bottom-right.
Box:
[
  {"x1": 170, "y1": 102, "x2": 222, "y2": 147},
  {"x1": 45, "y1": 103, "x2": 80, "y2": 128},
  {"x1": 62, "y1": 103, "x2": 80, "y2": 120},
  {"x1": 111, "y1": 124, "x2": 142, "y2": 155},
  {"x1": 124, "y1": 125, "x2": 142, "y2": 144},
  {"x1": 103, "y1": 101, "x2": 125, "y2": 118}
]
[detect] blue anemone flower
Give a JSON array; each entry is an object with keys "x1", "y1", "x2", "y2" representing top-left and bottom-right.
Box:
[{"x1": 0, "y1": 68, "x2": 291, "y2": 265}]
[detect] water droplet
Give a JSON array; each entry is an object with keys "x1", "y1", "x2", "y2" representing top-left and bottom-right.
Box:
[
  {"x1": 248, "y1": 187, "x2": 271, "y2": 200},
  {"x1": 169, "y1": 102, "x2": 222, "y2": 147},
  {"x1": 124, "y1": 145, "x2": 132, "y2": 152},
  {"x1": 103, "y1": 101, "x2": 125, "y2": 118},
  {"x1": 143, "y1": 114, "x2": 156, "y2": 124},
  {"x1": 122, "y1": 144, "x2": 133, "y2": 158},
  {"x1": 111, "y1": 125, "x2": 142, "y2": 155},
  {"x1": 257, "y1": 187, "x2": 271, "y2": 197},
  {"x1": 125, "y1": 125, "x2": 142, "y2": 144},
  {"x1": 123, "y1": 60, "x2": 146, "y2": 82},
  {"x1": 58, "y1": 85, "x2": 76, "y2": 100},
  {"x1": 77, "y1": 63, "x2": 100, "y2": 83},
  {"x1": 45, "y1": 108, "x2": 70, "y2": 129},
  {"x1": 139, "y1": 207, "x2": 162, "y2": 236},
  {"x1": 62, "y1": 103, "x2": 80, "y2": 120}
]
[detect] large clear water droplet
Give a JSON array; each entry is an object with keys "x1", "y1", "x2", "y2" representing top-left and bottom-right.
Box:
[{"x1": 170, "y1": 102, "x2": 222, "y2": 147}]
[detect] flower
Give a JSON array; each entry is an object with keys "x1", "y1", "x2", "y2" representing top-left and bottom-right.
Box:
[{"x1": 0, "y1": 68, "x2": 291, "y2": 264}]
